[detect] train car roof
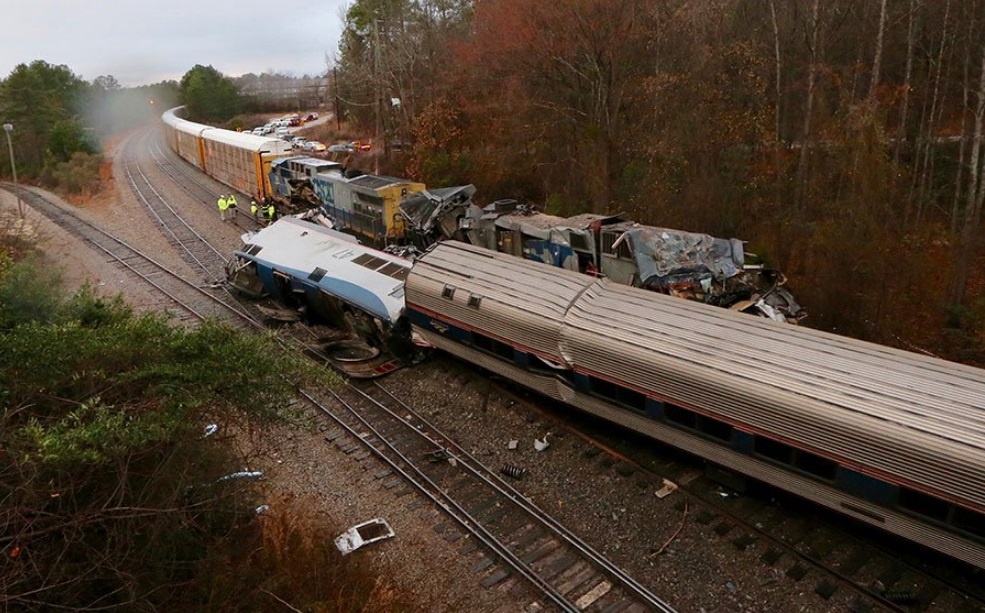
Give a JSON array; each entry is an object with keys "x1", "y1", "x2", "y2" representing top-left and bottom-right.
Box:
[
  {"x1": 348, "y1": 174, "x2": 422, "y2": 190},
  {"x1": 162, "y1": 107, "x2": 292, "y2": 155},
  {"x1": 163, "y1": 107, "x2": 210, "y2": 137},
  {"x1": 203, "y1": 128, "x2": 293, "y2": 155},
  {"x1": 562, "y1": 279, "x2": 985, "y2": 508},
  {"x1": 238, "y1": 218, "x2": 410, "y2": 323},
  {"x1": 272, "y1": 155, "x2": 342, "y2": 172},
  {"x1": 407, "y1": 241, "x2": 597, "y2": 363}
]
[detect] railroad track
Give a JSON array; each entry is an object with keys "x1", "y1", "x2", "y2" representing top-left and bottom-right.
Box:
[
  {"x1": 302, "y1": 380, "x2": 676, "y2": 613},
  {"x1": 146, "y1": 132, "x2": 259, "y2": 232},
  {"x1": 122, "y1": 134, "x2": 234, "y2": 284},
  {"x1": 0, "y1": 185, "x2": 259, "y2": 328},
  {"x1": 462, "y1": 366, "x2": 985, "y2": 613}
]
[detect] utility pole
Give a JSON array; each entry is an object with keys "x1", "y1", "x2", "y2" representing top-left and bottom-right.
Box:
[
  {"x1": 3, "y1": 124, "x2": 22, "y2": 218},
  {"x1": 373, "y1": 18, "x2": 382, "y2": 175},
  {"x1": 334, "y1": 67, "x2": 341, "y2": 131}
]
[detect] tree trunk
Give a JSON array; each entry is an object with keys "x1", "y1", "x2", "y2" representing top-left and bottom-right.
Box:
[
  {"x1": 950, "y1": 45, "x2": 985, "y2": 309},
  {"x1": 868, "y1": 0, "x2": 888, "y2": 101},
  {"x1": 770, "y1": 0, "x2": 783, "y2": 209},
  {"x1": 795, "y1": 0, "x2": 821, "y2": 213},
  {"x1": 894, "y1": 0, "x2": 917, "y2": 169},
  {"x1": 916, "y1": 0, "x2": 951, "y2": 225}
]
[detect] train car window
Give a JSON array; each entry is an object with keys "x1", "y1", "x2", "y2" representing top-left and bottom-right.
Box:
[
  {"x1": 472, "y1": 333, "x2": 514, "y2": 361},
  {"x1": 588, "y1": 376, "x2": 646, "y2": 412},
  {"x1": 308, "y1": 267, "x2": 327, "y2": 282},
  {"x1": 442, "y1": 285, "x2": 456, "y2": 299},
  {"x1": 353, "y1": 254, "x2": 389, "y2": 271},
  {"x1": 898, "y1": 487, "x2": 950, "y2": 522},
  {"x1": 753, "y1": 436, "x2": 793, "y2": 464},
  {"x1": 468, "y1": 294, "x2": 483, "y2": 308},
  {"x1": 246, "y1": 245, "x2": 263, "y2": 256},
  {"x1": 390, "y1": 267, "x2": 409, "y2": 282},
  {"x1": 379, "y1": 262, "x2": 407, "y2": 279},
  {"x1": 600, "y1": 231, "x2": 633, "y2": 260},
  {"x1": 569, "y1": 232, "x2": 589, "y2": 252},
  {"x1": 792, "y1": 450, "x2": 838, "y2": 481},
  {"x1": 952, "y1": 507, "x2": 985, "y2": 540},
  {"x1": 664, "y1": 405, "x2": 697, "y2": 429},
  {"x1": 696, "y1": 415, "x2": 733, "y2": 442}
]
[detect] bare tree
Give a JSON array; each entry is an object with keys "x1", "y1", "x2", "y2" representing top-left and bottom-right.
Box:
[
  {"x1": 950, "y1": 44, "x2": 985, "y2": 309},
  {"x1": 869, "y1": 0, "x2": 888, "y2": 101},
  {"x1": 795, "y1": 0, "x2": 822, "y2": 212}
]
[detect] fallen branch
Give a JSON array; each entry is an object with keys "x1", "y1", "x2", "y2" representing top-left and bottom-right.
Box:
[{"x1": 651, "y1": 500, "x2": 688, "y2": 557}]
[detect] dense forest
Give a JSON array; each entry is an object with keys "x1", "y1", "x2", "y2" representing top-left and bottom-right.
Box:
[{"x1": 334, "y1": 0, "x2": 985, "y2": 364}]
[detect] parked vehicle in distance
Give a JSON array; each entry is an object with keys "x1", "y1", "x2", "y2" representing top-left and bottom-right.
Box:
[
  {"x1": 303, "y1": 140, "x2": 327, "y2": 152},
  {"x1": 328, "y1": 143, "x2": 355, "y2": 153},
  {"x1": 304, "y1": 112, "x2": 319, "y2": 121},
  {"x1": 275, "y1": 127, "x2": 291, "y2": 138},
  {"x1": 291, "y1": 137, "x2": 309, "y2": 149}
]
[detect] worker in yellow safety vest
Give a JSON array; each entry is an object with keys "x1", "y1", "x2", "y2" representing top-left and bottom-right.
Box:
[
  {"x1": 250, "y1": 199, "x2": 260, "y2": 221},
  {"x1": 226, "y1": 193, "x2": 238, "y2": 219},
  {"x1": 217, "y1": 194, "x2": 229, "y2": 221},
  {"x1": 264, "y1": 203, "x2": 276, "y2": 224}
]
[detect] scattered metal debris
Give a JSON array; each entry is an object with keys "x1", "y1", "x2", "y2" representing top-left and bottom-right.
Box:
[
  {"x1": 507, "y1": 439, "x2": 519, "y2": 450},
  {"x1": 534, "y1": 433, "x2": 551, "y2": 452},
  {"x1": 334, "y1": 518, "x2": 396, "y2": 555},
  {"x1": 254, "y1": 504, "x2": 270, "y2": 515},
  {"x1": 501, "y1": 464, "x2": 526, "y2": 479},
  {"x1": 202, "y1": 423, "x2": 218, "y2": 438},
  {"x1": 426, "y1": 449, "x2": 451, "y2": 463},
  {"x1": 216, "y1": 470, "x2": 263, "y2": 483},
  {"x1": 655, "y1": 478, "x2": 678, "y2": 499}
]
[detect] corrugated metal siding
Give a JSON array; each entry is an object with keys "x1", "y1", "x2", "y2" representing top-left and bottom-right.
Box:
[
  {"x1": 561, "y1": 281, "x2": 985, "y2": 507},
  {"x1": 407, "y1": 242, "x2": 597, "y2": 362}
]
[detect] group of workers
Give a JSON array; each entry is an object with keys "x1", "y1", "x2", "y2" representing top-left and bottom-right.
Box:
[{"x1": 216, "y1": 193, "x2": 276, "y2": 225}]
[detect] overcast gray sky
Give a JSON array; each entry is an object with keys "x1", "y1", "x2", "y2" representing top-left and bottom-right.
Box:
[{"x1": 2, "y1": 0, "x2": 349, "y2": 87}]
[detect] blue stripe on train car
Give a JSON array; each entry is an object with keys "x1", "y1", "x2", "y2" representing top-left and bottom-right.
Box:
[
  {"x1": 838, "y1": 467, "x2": 897, "y2": 507},
  {"x1": 255, "y1": 259, "x2": 392, "y2": 321}
]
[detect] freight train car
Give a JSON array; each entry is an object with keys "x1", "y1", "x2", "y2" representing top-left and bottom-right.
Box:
[
  {"x1": 162, "y1": 107, "x2": 293, "y2": 200},
  {"x1": 405, "y1": 240, "x2": 985, "y2": 571}
]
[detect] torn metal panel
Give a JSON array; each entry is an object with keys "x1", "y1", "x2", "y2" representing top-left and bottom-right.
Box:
[
  {"x1": 609, "y1": 224, "x2": 744, "y2": 288},
  {"x1": 607, "y1": 224, "x2": 805, "y2": 323},
  {"x1": 398, "y1": 184, "x2": 476, "y2": 247},
  {"x1": 334, "y1": 518, "x2": 395, "y2": 555}
]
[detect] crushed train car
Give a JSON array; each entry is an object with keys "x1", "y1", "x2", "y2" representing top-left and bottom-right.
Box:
[
  {"x1": 399, "y1": 196, "x2": 805, "y2": 323},
  {"x1": 268, "y1": 155, "x2": 425, "y2": 247},
  {"x1": 224, "y1": 216, "x2": 419, "y2": 377}
]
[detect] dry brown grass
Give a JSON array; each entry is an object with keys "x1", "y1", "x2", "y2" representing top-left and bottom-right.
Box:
[{"x1": 196, "y1": 493, "x2": 416, "y2": 612}]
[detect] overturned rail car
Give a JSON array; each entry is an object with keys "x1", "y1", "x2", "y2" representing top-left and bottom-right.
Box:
[{"x1": 225, "y1": 217, "x2": 417, "y2": 377}]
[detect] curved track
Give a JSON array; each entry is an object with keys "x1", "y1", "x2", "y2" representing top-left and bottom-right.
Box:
[{"x1": 0, "y1": 184, "x2": 259, "y2": 327}]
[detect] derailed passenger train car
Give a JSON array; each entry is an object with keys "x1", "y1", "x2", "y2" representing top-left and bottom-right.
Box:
[
  {"x1": 225, "y1": 217, "x2": 416, "y2": 377},
  {"x1": 405, "y1": 240, "x2": 985, "y2": 570}
]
